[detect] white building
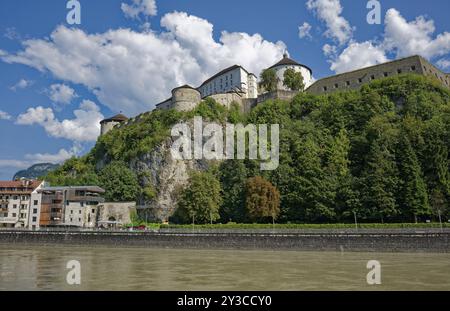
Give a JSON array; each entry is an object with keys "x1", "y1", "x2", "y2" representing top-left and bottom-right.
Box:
[
  {"x1": 198, "y1": 65, "x2": 258, "y2": 99},
  {"x1": 0, "y1": 180, "x2": 45, "y2": 229},
  {"x1": 268, "y1": 53, "x2": 313, "y2": 91}
]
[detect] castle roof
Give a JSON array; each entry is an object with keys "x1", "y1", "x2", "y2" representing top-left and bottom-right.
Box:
[
  {"x1": 100, "y1": 113, "x2": 128, "y2": 124},
  {"x1": 269, "y1": 54, "x2": 313, "y2": 74},
  {"x1": 199, "y1": 65, "x2": 255, "y2": 87},
  {"x1": 172, "y1": 84, "x2": 197, "y2": 92}
]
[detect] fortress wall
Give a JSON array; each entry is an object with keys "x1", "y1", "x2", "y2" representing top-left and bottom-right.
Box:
[
  {"x1": 306, "y1": 56, "x2": 427, "y2": 95},
  {"x1": 257, "y1": 90, "x2": 300, "y2": 104}
]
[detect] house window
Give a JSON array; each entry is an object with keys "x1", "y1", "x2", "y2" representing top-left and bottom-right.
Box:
[
  {"x1": 32, "y1": 217, "x2": 37, "y2": 222},
  {"x1": 13, "y1": 204, "x2": 17, "y2": 209},
  {"x1": 34, "y1": 200, "x2": 38, "y2": 205},
  {"x1": 33, "y1": 209, "x2": 37, "y2": 214},
  {"x1": 79, "y1": 210, "x2": 82, "y2": 214},
  {"x1": 12, "y1": 213, "x2": 16, "y2": 217},
  {"x1": 13, "y1": 196, "x2": 18, "y2": 200},
  {"x1": 71, "y1": 210, "x2": 73, "y2": 214},
  {"x1": 92, "y1": 209, "x2": 95, "y2": 214},
  {"x1": 78, "y1": 218, "x2": 81, "y2": 222}
]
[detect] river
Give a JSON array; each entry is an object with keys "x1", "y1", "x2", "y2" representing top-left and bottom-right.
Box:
[{"x1": 0, "y1": 244, "x2": 449, "y2": 290}]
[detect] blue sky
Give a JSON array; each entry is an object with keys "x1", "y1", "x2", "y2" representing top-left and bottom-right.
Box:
[{"x1": 0, "y1": 0, "x2": 449, "y2": 180}]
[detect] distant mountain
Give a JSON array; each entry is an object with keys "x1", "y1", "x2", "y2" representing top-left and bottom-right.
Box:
[{"x1": 13, "y1": 163, "x2": 60, "y2": 180}]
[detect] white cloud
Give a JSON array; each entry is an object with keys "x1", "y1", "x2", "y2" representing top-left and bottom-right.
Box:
[
  {"x1": 437, "y1": 59, "x2": 450, "y2": 70},
  {"x1": 121, "y1": 0, "x2": 157, "y2": 19},
  {"x1": 10, "y1": 79, "x2": 33, "y2": 91},
  {"x1": 0, "y1": 110, "x2": 12, "y2": 120},
  {"x1": 1, "y1": 13, "x2": 285, "y2": 115},
  {"x1": 326, "y1": 8, "x2": 450, "y2": 74},
  {"x1": 330, "y1": 41, "x2": 388, "y2": 73},
  {"x1": 48, "y1": 83, "x2": 77, "y2": 105},
  {"x1": 25, "y1": 144, "x2": 81, "y2": 164},
  {"x1": 306, "y1": 0, "x2": 353, "y2": 45},
  {"x1": 322, "y1": 44, "x2": 336, "y2": 57},
  {"x1": 298, "y1": 22, "x2": 312, "y2": 39},
  {"x1": 384, "y1": 9, "x2": 450, "y2": 59},
  {"x1": 16, "y1": 100, "x2": 103, "y2": 142},
  {"x1": 0, "y1": 160, "x2": 30, "y2": 169}
]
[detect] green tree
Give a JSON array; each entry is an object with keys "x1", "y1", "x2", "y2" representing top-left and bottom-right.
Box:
[
  {"x1": 362, "y1": 140, "x2": 399, "y2": 222},
  {"x1": 98, "y1": 161, "x2": 140, "y2": 202},
  {"x1": 177, "y1": 171, "x2": 222, "y2": 224},
  {"x1": 283, "y1": 68, "x2": 305, "y2": 91},
  {"x1": 245, "y1": 176, "x2": 281, "y2": 224},
  {"x1": 219, "y1": 160, "x2": 247, "y2": 223},
  {"x1": 397, "y1": 136, "x2": 431, "y2": 222},
  {"x1": 259, "y1": 68, "x2": 279, "y2": 93}
]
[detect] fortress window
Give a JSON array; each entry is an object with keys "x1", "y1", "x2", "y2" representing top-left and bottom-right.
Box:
[
  {"x1": 346, "y1": 81, "x2": 350, "y2": 86},
  {"x1": 371, "y1": 75, "x2": 375, "y2": 80},
  {"x1": 334, "y1": 83, "x2": 338, "y2": 88},
  {"x1": 358, "y1": 78, "x2": 363, "y2": 83},
  {"x1": 323, "y1": 86, "x2": 327, "y2": 91},
  {"x1": 384, "y1": 72, "x2": 389, "y2": 77},
  {"x1": 411, "y1": 66, "x2": 416, "y2": 71},
  {"x1": 397, "y1": 69, "x2": 402, "y2": 74}
]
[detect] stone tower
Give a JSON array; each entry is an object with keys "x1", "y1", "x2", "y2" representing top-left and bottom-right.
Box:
[{"x1": 100, "y1": 113, "x2": 128, "y2": 136}]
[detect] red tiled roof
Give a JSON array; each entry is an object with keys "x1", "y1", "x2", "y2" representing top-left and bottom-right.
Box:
[{"x1": 0, "y1": 180, "x2": 43, "y2": 190}]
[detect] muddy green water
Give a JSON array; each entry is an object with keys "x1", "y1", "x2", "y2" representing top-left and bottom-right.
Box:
[{"x1": 0, "y1": 244, "x2": 449, "y2": 291}]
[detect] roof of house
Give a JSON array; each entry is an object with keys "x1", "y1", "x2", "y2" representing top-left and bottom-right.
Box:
[
  {"x1": 38, "y1": 186, "x2": 105, "y2": 193},
  {"x1": 0, "y1": 180, "x2": 43, "y2": 190},
  {"x1": 100, "y1": 114, "x2": 129, "y2": 124},
  {"x1": 268, "y1": 54, "x2": 313, "y2": 74}
]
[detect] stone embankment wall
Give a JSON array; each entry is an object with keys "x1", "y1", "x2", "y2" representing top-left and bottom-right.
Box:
[{"x1": 0, "y1": 229, "x2": 448, "y2": 253}]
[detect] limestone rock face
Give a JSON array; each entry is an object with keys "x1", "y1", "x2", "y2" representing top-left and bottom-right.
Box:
[{"x1": 130, "y1": 137, "x2": 209, "y2": 222}]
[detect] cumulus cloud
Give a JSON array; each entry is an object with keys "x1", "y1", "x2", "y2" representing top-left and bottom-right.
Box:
[
  {"x1": 121, "y1": 0, "x2": 157, "y2": 19},
  {"x1": 325, "y1": 8, "x2": 450, "y2": 74},
  {"x1": 306, "y1": 0, "x2": 353, "y2": 45},
  {"x1": 0, "y1": 110, "x2": 12, "y2": 120},
  {"x1": 0, "y1": 13, "x2": 285, "y2": 115},
  {"x1": 384, "y1": 9, "x2": 450, "y2": 59},
  {"x1": 10, "y1": 79, "x2": 33, "y2": 91},
  {"x1": 298, "y1": 22, "x2": 312, "y2": 39},
  {"x1": 48, "y1": 83, "x2": 77, "y2": 105},
  {"x1": 25, "y1": 143, "x2": 81, "y2": 164},
  {"x1": 16, "y1": 100, "x2": 103, "y2": 142},
  {"x1": 330, "y1": 41, "x2": 388, "y2": 73}
]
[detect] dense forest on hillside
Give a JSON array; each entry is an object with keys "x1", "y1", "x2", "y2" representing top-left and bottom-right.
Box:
[{"x1": 45, "y1": 75, "x2": 450, "y2": 224}]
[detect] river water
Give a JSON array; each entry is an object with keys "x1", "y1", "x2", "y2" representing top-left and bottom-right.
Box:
[{"x1": 0, "y1": 244, "x2": 449, "y2": 291}]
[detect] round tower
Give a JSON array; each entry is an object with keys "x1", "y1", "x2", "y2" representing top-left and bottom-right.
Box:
[
  {"x1": 268, "y1": 53, "x2": 313, "y2": 91},
  {"x1": 171, "y1": 85, "x2": 201, "y2": 112},
  {"x1": 100, "y1": 113, "x2": 128, "y2": 136}
]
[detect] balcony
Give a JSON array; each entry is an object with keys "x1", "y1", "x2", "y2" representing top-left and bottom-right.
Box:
[{"x1": 0, "y1": 217, "x2": 18, "y2": 224}]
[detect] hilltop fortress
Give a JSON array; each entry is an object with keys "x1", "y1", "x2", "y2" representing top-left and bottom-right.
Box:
[{"x1": 100, "y1": 54, "x2": 449, "y2": 135}]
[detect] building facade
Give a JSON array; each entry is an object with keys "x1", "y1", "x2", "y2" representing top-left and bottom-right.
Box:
[
  {"x1": 37, "y1": 186, "x2": 105, "y2": 228},
  {"x1": 198, "y1": 65, "x2": 258, "y2": 99},
  {"x1": 0, "y1": 180, "x2": 45, "y2": 228},
  {"x1": 306, "y1": 55, "x2": 450, "y2": 95}
]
